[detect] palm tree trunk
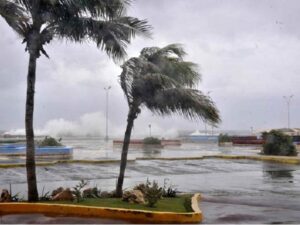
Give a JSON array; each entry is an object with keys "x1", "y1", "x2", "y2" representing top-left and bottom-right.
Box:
[
  {"x1": 26, "y1": 53, "x2": 39, "y2": 202},
  {"x1": 116, "y1": 107, "x2": 136, "y2": 197}
]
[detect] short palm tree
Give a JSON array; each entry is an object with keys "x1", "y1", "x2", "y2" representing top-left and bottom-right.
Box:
[
  {"x1": 0, "y1": 0, "x2": 150, "y2": 202},
  {"x1": 116, "y1": 44, "x2": 221, "y2": 197}
]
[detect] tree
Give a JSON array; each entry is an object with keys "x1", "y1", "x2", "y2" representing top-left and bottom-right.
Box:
[
  {"x1": 0, "y1": 0, "x2": 150, "y2": 202},
  {"x1": 116, "y1": 44, "x2": 221, "y2": 197},
  {"x1": 263, "y1": 130, "x2": 297, "y2": 156}
]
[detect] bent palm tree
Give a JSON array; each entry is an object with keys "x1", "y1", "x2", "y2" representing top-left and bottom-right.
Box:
[
  {"x1": 116, "y1": 44, "x2": 221, "y2": 197},
  {"x1": 0, "y1": 0, "x2": 150, "y2": 202}
]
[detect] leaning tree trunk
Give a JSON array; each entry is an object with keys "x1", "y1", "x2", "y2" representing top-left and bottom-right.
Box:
[
  {"x1": 116, "y1": 107, "x2": 137, "y2": 197},
  {"x1": 25, "y1": 53, "x2": 39, "y2": 202}
]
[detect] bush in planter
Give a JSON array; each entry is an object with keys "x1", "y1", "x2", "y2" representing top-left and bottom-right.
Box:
[
  {"x1": 218, "y1": 133, "x2": 232, "y2": 143},
  {"x1": 143, "y1": 137, "x2": 161, "y2": 145},
  {"x1": 262, "y1": 130, "x2": 297, "y2": 156},
  {"x1": 144, "y1": 180, "x2": 163, "y2": 207},
  {"x1": 38, "y1": 136, "x2": 62, "y2": 147}
]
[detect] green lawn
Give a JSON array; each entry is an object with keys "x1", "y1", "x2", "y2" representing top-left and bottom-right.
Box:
[{"x1": 44, "y1": 195, "x2": 192, "y2": 213}]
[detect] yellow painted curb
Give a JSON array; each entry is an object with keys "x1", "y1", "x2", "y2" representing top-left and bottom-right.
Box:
[
  {"x1": 0, "y1": 194, "x2": 202, "y2": 224},
  {"x1": 1, "y1": 154, "x2": 299, "y2": 169},
  {"x1": 137, "y1": 156, "x2": 205, "y2": 161},
  {"x1": 207, "y1": 155, "x2": 300, "y2": 164}
]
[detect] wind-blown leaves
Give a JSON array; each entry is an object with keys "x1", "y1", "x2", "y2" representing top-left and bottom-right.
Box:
[
  {"x1": 0, "y1": 0, "x2": 151, "y2": 59},
  {"x1": 120, "y1": 44, "x2": 221, "y2": 125},
  {"x1": 53, "y1": 16, "x2": 150, "y2": 60},
  {"x1": 146, "y1": 88, "x2": 220, "y2": 124},
  {"x1": 0, "y1": 0, "x2": 29, "y2": 36}
]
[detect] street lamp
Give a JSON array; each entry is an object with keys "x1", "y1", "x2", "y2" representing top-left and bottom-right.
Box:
[
  {"x1": 206, "y1": 91, "x2": 213, "y2": 135},
  {"x1": 283, "y1": 95, "x2": 293, "y2": 129},
  {"x1": 148, "y1": 124, "x2": 152, "y2": 137},
  {"x1": 104, "y1": 86, "x2": 111, "y2": 141}
]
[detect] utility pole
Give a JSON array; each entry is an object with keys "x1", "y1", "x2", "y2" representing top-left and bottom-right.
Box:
[
  {"x1": 283, "y1": 95, "x2": 293, "y2": 129},
  {"x1": 104, "y1": 86, "x2": 111, "y2": 141}
]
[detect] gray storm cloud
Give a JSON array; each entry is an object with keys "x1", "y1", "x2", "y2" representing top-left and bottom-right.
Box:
[{"x1": 1, "y1": 0, "x2": 300, "y2": 133}]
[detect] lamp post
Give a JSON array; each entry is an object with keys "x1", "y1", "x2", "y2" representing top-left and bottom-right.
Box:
[
  {"x1": 283, "y1": 95, "x2": 293, "y2": 129},
  {"x1": 206, "y1": 91, "x2": 212, "y2": 135},
  {"x1": 148, "y1": 124, "x2": 152, "y2": 137},
  {"x1": 104, "y1": 86, "x2": 111, "y2": 141}
]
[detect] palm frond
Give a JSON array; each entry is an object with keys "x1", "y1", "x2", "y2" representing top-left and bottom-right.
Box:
[
  {"x1": 145, "y1": 88, "x2": 221, "y2": 124},
  {"x1": 0, "y1": 0, "x2": 29, "y2": 36},
  {"x1": 37, "y1": 0, "x2": 125, "y2": 20},
  {"x1": 52, "y1": 16, "x2": 150, "y2": 60},
  {"x1": 146, "y1": 44, "x2": 186, "y2": 60},
  {"x1": 120, "y1": 57, "x2": 163, "y2": 103}
]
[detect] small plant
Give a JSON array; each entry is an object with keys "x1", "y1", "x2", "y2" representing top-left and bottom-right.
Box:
[
  {"x1": 83, "y1": 187, "x2": 101, "y2": 198},
  {"x1": 38, "y1": 136, "x2": 63, "y2": 147},
  {"x1": 143, "y1": 137, "x2": 161, "y2": 145},
  {"x1": 133, "y1": 183, "x2": 147, "y2": 195},
  {"x1": 183, "y1": 196, "x2": 193, "y2": 212},
  {"x1": 218, "y1": 133, "x2": 232, "y2": 143},
  {"x1": 11, "y1": 193, "x2": 23, "y2": 202},
  {"x1": 39, "y1": 186, "x2": 51, "y2": 201},
  {"x1": 262, "y1": 130, "x2": 298, "y2": 156},
  {"x1": 162, "y1": 178, "x2": 177, "y2": 198},
  {"x1": 72, "y1": 180, "x2": 88, "y2": 203},
  {"x1": 144, "y1": 180, "x2": 163, "y2": 207},
  {"x1": 8, "y1": 184, "x2": 23, "y2": 202}
]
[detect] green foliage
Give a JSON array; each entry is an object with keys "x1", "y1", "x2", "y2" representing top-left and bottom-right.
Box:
[
  {"x1": 83, "y1": 187, "x2": 101, "y2": 198},
  {"x1": 120, "y1": 44, "x2": 220, "y2": 125},
  {"x1": 38, "y1": 136, "x2": 62, "y2": 147},
  {"x1": 218, "y1": 133, "x2": 232, "y2": 143},
  {"x1": 72, "y1": 180, "x2": 89, "y2": 203},
  {"x1": 162, "y1": 178, "x2": 177, "y2": 198},
  {"x1": 0, "y1": 0, "x2": 151, "y2": 60},
  {"x1": 263, "y1": 130, "x2": 298, "y2": 156},
  {"x1": 183, "y1": 196, "x2": 193, "y2": 212},
  {"x1": 144, "y1": 180, "x2": 163, "y2": 207},
  {"x1": 39, "y1": 186, "x2": 51, "y2": 201},
  {"x1": 143, "y1": 137, "x2": 161, "y2": 145},
  {"x1": 45, "y1": 196, "x2": 190, "y2": 213},
  {"x1": 133, "y1": 183, "x2": 148, "y2": 195}
]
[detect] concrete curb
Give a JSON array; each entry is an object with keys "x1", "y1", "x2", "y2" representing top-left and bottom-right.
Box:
[
  {"x1": 1, "y1": 154, "x2": 299, "y2": 169},
  {"x1": 0, "y1": 159, "x2": 136, "y2": 168},
  {"x1": 207, "y1": 154, "x2": 300, "y2": 164},
  {"x1": 0, "y1": 194, "x2": 202, "y2": 224},
  {"x1": 137, "y1": 154, "x2": 300, "y2": 164}
]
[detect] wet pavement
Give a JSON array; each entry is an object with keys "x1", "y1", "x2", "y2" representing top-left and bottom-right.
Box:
[
  {"x1": 0, "y1": 139, "x2": 299, "y2": 224},
  {"x1": 0, "y1": 214, "x2": 127, "y2": 224}
]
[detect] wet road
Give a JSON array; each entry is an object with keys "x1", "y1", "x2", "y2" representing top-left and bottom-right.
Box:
[
  {"x1": 0, "y1": 214, "x2": 127, "y2": 224},
  {"x1": 0, "y1": 140, "x2": 299, "y2": 223}
]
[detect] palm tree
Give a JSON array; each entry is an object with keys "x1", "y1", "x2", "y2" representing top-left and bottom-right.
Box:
[
  {"x1": 0, "y1": 0, "x2": 150, "y2": 202},
  {"x1": 116, "y1": 44, "x2": 221, "y2": 197}
]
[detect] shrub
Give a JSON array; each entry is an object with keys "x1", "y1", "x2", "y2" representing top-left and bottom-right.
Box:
[
  {"x1": 143, "y1": 137, "x2": 161, "y2": 145},
  {"x1": 39, "y1": 186, "x2": 51, "y2": 201},
  {"x1": 72, "y1": 180, "x2": 88, "y2": 202},
  {"x1": 218, "y1": 133, "x2": 232, "y2": 143},
  {"x1": 38, "y1": 136, "x2": 62, "y2": 147},
  {"x1": 133, "y1": 183, "x2": 147, "y2": 195},
  {"x1": 183, "y1": 196, "x2": 193, "y2": 212},
  {"x1": 262, "y1": 130, "x2": 298, "y2": 156},
  {"x1": 83, "y1": 187, "x2": 101, "y2": 198},
  {"x1": 162, "y1": 178, "x2": 177, "y2": 198},
  {"x1": 144, "y1": 180, "x2": 163, "y2": 207}
]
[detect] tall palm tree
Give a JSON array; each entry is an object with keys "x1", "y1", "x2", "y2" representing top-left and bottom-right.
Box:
[
  {"x1": 0, "y1": 0, "x2": 150, "y2": 202},
  {"x1": 116, "y1": 44, "x2": 221, "y2": 197}
]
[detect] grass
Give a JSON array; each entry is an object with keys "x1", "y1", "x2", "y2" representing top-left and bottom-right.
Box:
[{"x1": 43, "y1": 195, "x2": 193, "y2": 213}]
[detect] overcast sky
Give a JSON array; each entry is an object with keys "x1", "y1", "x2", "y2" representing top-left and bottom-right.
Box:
[{"x1": 1, "y1": 0, "x2": 300, "y2": 137}]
